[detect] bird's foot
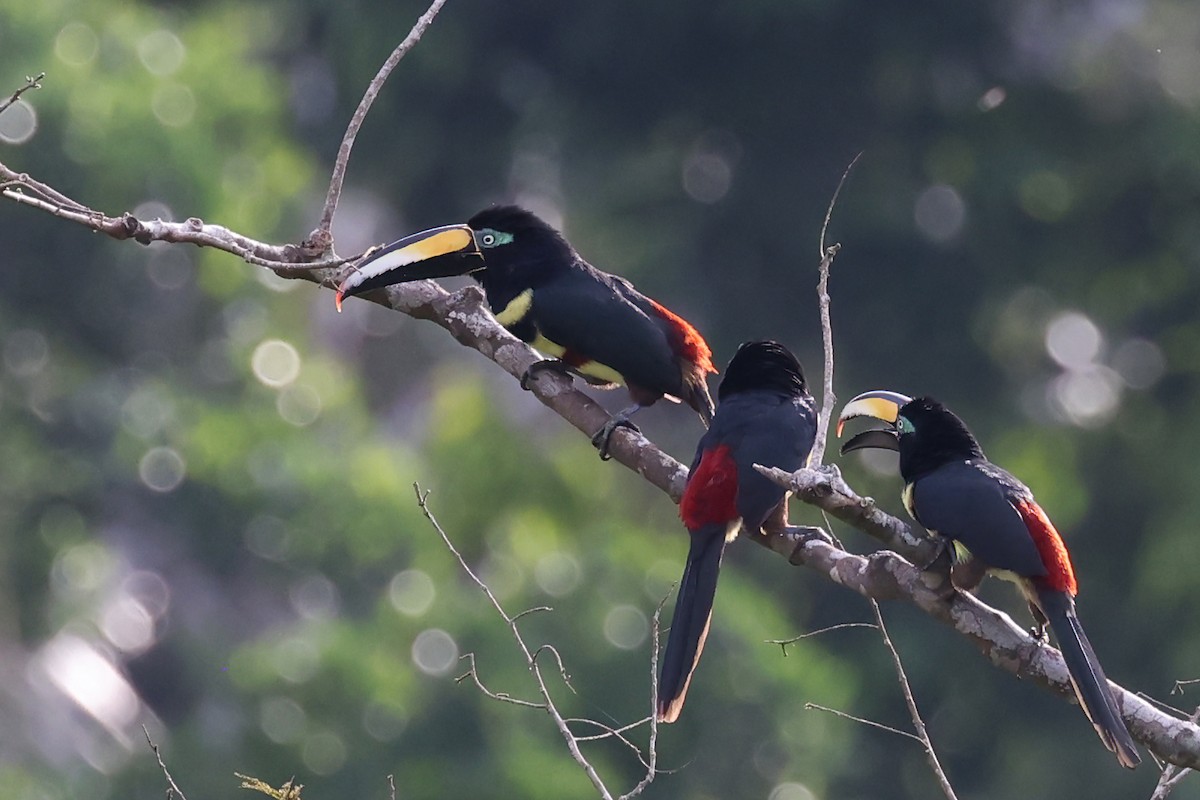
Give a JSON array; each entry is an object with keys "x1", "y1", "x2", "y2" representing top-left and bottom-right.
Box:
[
  {"x1": 1027, "y1": 603, "x2": 1050, "y2": 644},
  {"x1": 919, "y1": 537, "x2": 957, "y2": 601},
  {"x1": 591, "y1": 417, "x2": 642, "y2": 461},
  {"x1": 520, "y1": 359, "x2": 574, "y2": 391}
]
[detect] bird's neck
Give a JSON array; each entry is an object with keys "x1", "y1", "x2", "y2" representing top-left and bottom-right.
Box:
[{"x1": 899, "y1": 442, "x2": 984, "y2": 484}]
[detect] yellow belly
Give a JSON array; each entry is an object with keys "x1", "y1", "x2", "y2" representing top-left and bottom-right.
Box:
[
  {"x1": 529, "y1": 332, "x2": 625, "y2": 385},
  {"x1": 495, "y1": 288, "x2": 625, "y2": 386}
]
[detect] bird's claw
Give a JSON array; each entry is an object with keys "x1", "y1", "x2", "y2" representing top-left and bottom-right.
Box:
[
  {"x1": 592, "y1": 417, "x2": 641, "y2": 461},
  {"x1": 520, "y1": 359, "x2": 573, "y2": 391},
  {"x1": 919, "y1": 537, "x2": 957, "y2": 600}
]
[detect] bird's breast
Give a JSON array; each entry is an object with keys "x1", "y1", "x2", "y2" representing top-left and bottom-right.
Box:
[{"x1": 494, "y1": 288, "x2": 535, "y2": 327}]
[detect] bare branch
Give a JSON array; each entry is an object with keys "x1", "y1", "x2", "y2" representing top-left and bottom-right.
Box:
[
  {"x1": 144, "y1": 726, "x2": 189, "y2": 800},
  {"x1": 617, "y1": 594, "x2": 665, "y2": 800},
  {"x1": 805, "y1": 702, "x2": 925, "y2": 745},
  {"x1": 756, "y1": 463, "x2": 940, "y2": 565},
  {"x1": 0, "y1": 72, "x2": 43, "y2": 118},
  {"x1": 766, "y1": 622, "x2": 878, "y2": 656},
  {"x1": 1174, "y1": 679, "x2": 1200, "y2": 695},
  {"x1": 1150, "y1": 706, "x2": 1199, "y2": 799},
  {"x1": 871, "y1": 600, "x2": 958, "y2": 800},
  {"x1": 533, "y1": 644, "x2": 578, "y2": 695},
  {"x1": 416, "y1": 484, "x2": 659, "y2": 798},
  {"x1": 454, "y1": 652, "x2": 546, "y2": 708},
  {"x1": 0, "y1": 167, "x2": 356, "y2": 272},
  {"x1": 313, "y1": 0, "x2": 452, "y2": 244},
  {"x1": 415, "y1": 484, "x2": 619, "y2": 799},
  {"x1": 809, "y1": 152, "x2": 860, "y2": 466},
  {"x1": 776, "y1": 534, "x2": 1200, "y2": 769},
  {"x1": 387, "y1": 774, "x2": 397, "y2": 800},
  {"x1": 1138, "y1": 692, "x2": 1192, "y2": 720}
]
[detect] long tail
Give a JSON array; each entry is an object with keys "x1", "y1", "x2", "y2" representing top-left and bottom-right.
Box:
[
  {"x1": 1037, "y1": 587, "x2": 1140, "y2": 768},
  {"x1": 657, "y1": 525, "x2": 725, "y2": 722}
]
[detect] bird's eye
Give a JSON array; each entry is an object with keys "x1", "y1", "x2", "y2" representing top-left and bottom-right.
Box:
[
  {"x1": 476, "y1": 229, "x2": 512, "y2": 248},
  {"x1": 897, "y1": 417, "x2": 915, "y2": 435}
]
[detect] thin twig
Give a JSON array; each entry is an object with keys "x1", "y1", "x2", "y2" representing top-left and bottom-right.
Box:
[
  {"x1": 0, "y1": 72, "x2": 44, "y2": 118},
  {"x1": 766, "y1": 621, "x2": 877, "y2": 656},
  {"x1": 1138, "y1": 691, "x2": 1192, "y2": 719},
  {"x1": 808, "y1": 152, "x2": 860, "y2": 466},
  {"x1": 414, "y1": 484, "x2": 617, "y2": 800},
  {"x1": 454, "y1": 653, "x2": 546, "y2": 708},
  {"x1": 314, "y1": 0, "x2": 451, "y2": 242},
  {"x1": 871, "y1": 600, "x2": 959, "y2": 800},
  {"x1": 1174, "y1": 679, "x2": 1200, "y2": 695},
  {"x1": 805, "y1": 702, "x2": 925, "y2": 745},
  {"x1": 617, "y1": 593, "x2": 666, "y2": 800},
  {"x1": 387, "y1": 775, "x2": 397, "y2": 800},
  {"x1": 143, "y1": 726, "x2": 189, "y2": 800},
  {"x1": 0, "y1": 172, "x2": 358, "y2": 271},
  {"x1": 533, "y1": 644, "x2": 578, "y2": 695},
  {"x1": 567, "y1": 716, "x2": 653, "y2": 770}
]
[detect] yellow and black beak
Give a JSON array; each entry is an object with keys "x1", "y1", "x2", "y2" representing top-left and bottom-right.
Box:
[
  {"x1": 837, "y1": 389, "x2": 913, "y2": 454},
  {"x1": 335, "y1": 224, "x2": 484, "y2": 311}
]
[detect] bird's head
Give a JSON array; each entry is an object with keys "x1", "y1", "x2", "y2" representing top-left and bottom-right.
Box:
[
  {"x1": 335, "y1": 205, "x2": 571, "y2": 310},
  {"x1": 837, "y1": 391, "x2": 983, "y2": 480},
  {"x1": 717, "y1": 340, "x2": 807, "y2": 400}
]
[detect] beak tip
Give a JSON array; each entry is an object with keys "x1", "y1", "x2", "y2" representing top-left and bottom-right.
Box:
[{"x1": 334, "y1": 290, "x2": 345, "y2": 312}]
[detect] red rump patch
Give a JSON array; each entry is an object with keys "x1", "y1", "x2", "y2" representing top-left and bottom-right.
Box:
[
  {"x1": 680, "y1": 445, "x2": 738, "y2": 529},
  {"x1": 1015, "y1": 498, "x2": 1078, "y2": 595},
  {"x1": 648, "y1": 299, "x2": 717, "y2": 375}
]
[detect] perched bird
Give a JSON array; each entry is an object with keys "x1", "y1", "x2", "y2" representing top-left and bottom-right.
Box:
[
  {"x1": 658, "y1": 341, "x2": 816, "y2": 723},
  {"x1": 335, "y1": 206, "x2": 716, "y2": 456},
  {"x1": 838, "y1": 391, "x2": 1140, "y2": 768}
]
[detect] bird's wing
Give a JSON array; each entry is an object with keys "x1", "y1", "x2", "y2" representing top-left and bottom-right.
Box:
[
  {"x1": 718, "y1": 392, "x2": 817, "y2": 533},
  {"x1": 910, "y1": 460, "x2": 1048, "y2": 578},
  {"x1": 529, "y1": 265, "x2": 683, "y2": 393}
]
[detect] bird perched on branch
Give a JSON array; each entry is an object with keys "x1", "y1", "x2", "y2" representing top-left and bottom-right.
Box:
[
  {"x1": 838, "y1": 390, "x2": 1140, "y2": 768},
  {"x1": 658, "y1": 340, "x2": 815, "y2": 723},
  {"x1": 335, "y1": 206, "x2": 715, "y2": 457}
]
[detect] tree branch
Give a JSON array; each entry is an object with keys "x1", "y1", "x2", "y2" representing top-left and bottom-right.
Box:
[
  {"x1": 0, "y1": 165, "x2": 353, "y2": 270},
  {"x1": 808, "y1": 152, "x2": 859, "y2": 466},
  {"x1": 144, "y1": 726, "x2": 189, "y2": 800},
  {"x1": 1150, "y1": 706, "x2": 1199, "y2": 799},
  {"x1": 414, "y1": 484, "x2": 658, "y2": 798},
  {"x1": 0, "y1": 72, "x2": 43, "y2": 118},
  {"x1": 312, "y1": 0, "x2": 451, "y2": 247},
  {"x1": 871, "y1": 600, "x2": 958, "y2": 800}
]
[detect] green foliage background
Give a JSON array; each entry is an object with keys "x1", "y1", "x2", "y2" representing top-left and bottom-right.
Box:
[{"x1": 1, "y1": 1, "x2": 1198, "y2": 798}]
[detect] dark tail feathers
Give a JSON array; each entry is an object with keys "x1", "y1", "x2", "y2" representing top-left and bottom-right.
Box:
[
  {"x1": 657, "y1": 525, "x2": 725, "y2": 722},
  {"x1": 1038, "y1": 588, "x2": 1140, "y2": 768}
]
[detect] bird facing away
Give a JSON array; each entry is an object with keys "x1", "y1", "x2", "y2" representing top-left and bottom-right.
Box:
[
  {"x1": 658, "y1": 340, "x2": 816, "y2": 723},
  {"x1": 335, "y1": 206, "x2": 716, "y2": 456},
  {"x1": 838, "y1": 391, "x2": 1140, "y2": 769}
]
